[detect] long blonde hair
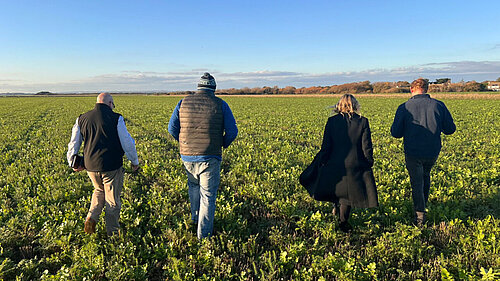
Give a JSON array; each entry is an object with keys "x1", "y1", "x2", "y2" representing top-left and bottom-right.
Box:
[{"x1": 331, "y1": 94, "x2": 361, "y2": 116}]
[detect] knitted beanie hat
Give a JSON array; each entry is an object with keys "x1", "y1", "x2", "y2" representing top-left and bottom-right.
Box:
[{"x1": 197, "y1": 72, "x2": 216, "y2": 91}]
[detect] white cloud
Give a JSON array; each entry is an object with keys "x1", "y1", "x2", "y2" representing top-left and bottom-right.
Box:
[
  {"x1": 220, "y1": 61, "x2": 500, "y2": 87},
  {"x1": 2, "y1": 61, "x2": 500, "y2": 93}
]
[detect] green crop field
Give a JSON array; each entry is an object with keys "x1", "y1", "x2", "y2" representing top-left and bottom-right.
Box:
[{"x1": 0, "y1": 96, "x2": 499, "y2": 280}]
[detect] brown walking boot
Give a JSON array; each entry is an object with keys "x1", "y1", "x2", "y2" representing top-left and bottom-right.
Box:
[{"x1": 84, "y1": 217, "x2": 96, "y2": 234}]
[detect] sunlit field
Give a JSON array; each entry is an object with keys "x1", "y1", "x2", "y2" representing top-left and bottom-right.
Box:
[{"x1": 0, "y1": 95, "x2": 499, "y2": 280}]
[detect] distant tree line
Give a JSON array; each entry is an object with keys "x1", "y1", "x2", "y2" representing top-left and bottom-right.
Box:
[
  {"x1": 35, "y1": 91, "x2": 55, "y2": 95},
  {"x1": 24, "y1": 77, "x2": 499, "y2": 96},
  {"x1": 213, "y1": 78, "x2": 496, "y2": 95}
]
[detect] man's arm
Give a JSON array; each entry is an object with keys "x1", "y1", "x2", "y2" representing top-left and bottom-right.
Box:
[
  {"x1": 168, "y1": 100, "x2": 182, "y2": 141},
  {"x1": 440, "y1": 103, "x2": 456, "y2": 135},
  {"x1": 67, "y1": 118, "x2": 83, "y2": 166},
  {"x1": 117, "y1": 116, "x2": 139, "y2": 168},
  {"x1": 221, "y1": 101, "x2": 238, "y2": 148},
  {"x1": 390, "y1": 105, "x2": 405, "y2": 138}
]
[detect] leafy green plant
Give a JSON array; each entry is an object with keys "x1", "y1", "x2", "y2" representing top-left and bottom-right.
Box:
[{"x1": 0, "y1": 96, "x2": 498, "y2": 280}]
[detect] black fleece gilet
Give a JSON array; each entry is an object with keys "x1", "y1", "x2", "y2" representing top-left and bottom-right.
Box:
[{"x1": 78, "y1": 103, "x2": 124, "y2": 172}]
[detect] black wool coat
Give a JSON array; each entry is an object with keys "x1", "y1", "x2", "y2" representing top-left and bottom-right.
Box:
[{"x1": 301, "y1": 113, "x2": 378, "y2": 208}]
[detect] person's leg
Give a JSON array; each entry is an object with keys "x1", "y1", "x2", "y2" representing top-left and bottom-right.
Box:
[
  {"x1": 338, "y1": 204, "x2": 352, "y2": 233},
  {"x1": 422, "y1": 157, "x2": 437, "y2": 206},
  {"x1": 102, "y1": 167, "x2": 124, "y2": 235},
  {"x1": 87, "y1": 171, "x2": 105, "y2": 223},
  {"x1": 183, "y1": 161, "x2": 201, "y2": 225},
  {"x1": 339, "y1": 204, "x2": 351, "y2": 223},
  {"x1": 197, "y1": 158, "x2": 221, "y2": 239},
  {"x1": 405, "y1": 155, "x2": 425, "y2": 213},
  {"x1": 405, "y1": 155, "x2": 428, "y2": 225}
]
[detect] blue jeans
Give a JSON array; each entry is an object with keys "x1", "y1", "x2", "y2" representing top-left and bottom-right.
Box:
[
  {"x1": 183, "y1": 158, "x2": 221, "y2": 239},
  {"x1": 405, "y1": 155, "x2": 438, "y2": 212}
]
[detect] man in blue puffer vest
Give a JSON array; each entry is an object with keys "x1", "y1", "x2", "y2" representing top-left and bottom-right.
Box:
[{"x1": 168, "y1": 73, "x2": 238, "y2": 239}]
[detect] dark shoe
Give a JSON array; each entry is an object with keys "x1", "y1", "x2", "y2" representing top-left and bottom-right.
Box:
[
  {"x1": 414, "y1": 211, "x2": 426, "y2": 227},
  {"x1": 107, "y1": 229, "x2": 122, "y2": 237},
  {"x1": 84, "y1": 218, "x2": 97, "y2": 234},
  {"x1": 339, "y1": 221, "x2": 353, "y2": 233}
]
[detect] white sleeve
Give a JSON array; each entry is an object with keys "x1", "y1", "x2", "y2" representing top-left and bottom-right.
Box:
[
  {"x1": 67, "y1": 118, "x2": 83, "y2": 166},
  {"x1": 117, "y1": 116, "x2": 139, "y2": 165}
]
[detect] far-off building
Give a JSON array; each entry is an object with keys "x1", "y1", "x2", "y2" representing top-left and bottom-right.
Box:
[{"x1": 487, "y1": 81, "x2": 500, "y2": 91}]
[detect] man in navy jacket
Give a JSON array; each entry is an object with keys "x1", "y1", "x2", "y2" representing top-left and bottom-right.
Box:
[{"x1": 391, "y1": 78, "x2": 456, "y2": 226}]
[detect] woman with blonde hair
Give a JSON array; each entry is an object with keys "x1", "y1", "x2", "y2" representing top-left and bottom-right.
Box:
[{"x1": 301, "y1": 94, "x2": 378, "y2": 232}]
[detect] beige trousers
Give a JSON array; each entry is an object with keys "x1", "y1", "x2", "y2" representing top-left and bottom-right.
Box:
[{"x1": 87, "y1": 167, "x2": 124, "y2": 235}]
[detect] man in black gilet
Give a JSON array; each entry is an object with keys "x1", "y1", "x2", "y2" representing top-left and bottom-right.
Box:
[{"x1": 67, "y1": 93, "x2": 139, "y2": 235}]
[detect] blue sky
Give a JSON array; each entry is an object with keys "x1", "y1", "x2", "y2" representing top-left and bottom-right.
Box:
[{"x1": 1, "y1": 0, "x2": 499, "y2": 92}]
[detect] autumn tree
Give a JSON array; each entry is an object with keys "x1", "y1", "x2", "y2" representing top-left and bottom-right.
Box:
[
  {"x1": 304, "y1": 86, "x2": 323, "y2": 94},
  {"x1": 281, "y1": 86, "x2": 296, "y2": 95},
  {"x1": 333, "y1": 81, "x2": 372, "y2": 94},
  {"x1": 464, "y1": 81, "x2": 486, "y2": 92},
  {"x1": 447, "y1": 83, "x2": 464, "y2": 92},
  {"x1": 435, "y1": 78, "x2": 451, "y2": 84},
  {"x1": 429, "y1": 84, "x2": 445, "y2": 93},
  {"x1": 397, "y1": 81, "x2": 410, "y2": 87},
  {"x1": 261, "y1": 86, "x2": 273, "y2": 95},
  {"x1": 372, "y1": 82, "x2": 392, "y2": 93}
]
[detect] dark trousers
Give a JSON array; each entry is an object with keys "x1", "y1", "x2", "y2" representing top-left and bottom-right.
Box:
[
  {"x1": 405, "y1": 155, "x2": 437, "y2": 212},
  {"x1": 339, "y1": 204, "x2": 351, "y2": 223}
]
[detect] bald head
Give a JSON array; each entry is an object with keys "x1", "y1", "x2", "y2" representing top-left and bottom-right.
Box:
[{"x1": 97, "y1": 93, "x2": 115, "y2": 109}]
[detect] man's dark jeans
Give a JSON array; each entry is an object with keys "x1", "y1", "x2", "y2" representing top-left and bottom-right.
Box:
[{"x1": 405, "y1": 155, "x2": 438, "y2": 212}]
